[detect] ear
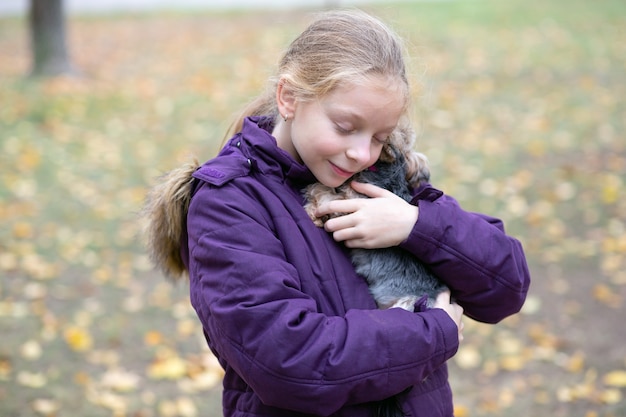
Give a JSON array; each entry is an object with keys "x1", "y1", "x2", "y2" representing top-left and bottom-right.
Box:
[{"x1": 276, "y1": 77, "x2": 297, "y2": 119}]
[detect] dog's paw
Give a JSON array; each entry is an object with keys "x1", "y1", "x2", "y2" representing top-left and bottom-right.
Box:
[
  {"x1": 303, "y1": 202, "x2": 322, "y2": 225},
  {"x1": 389, "y1": 296, "x2": 421, "y2": 311}
]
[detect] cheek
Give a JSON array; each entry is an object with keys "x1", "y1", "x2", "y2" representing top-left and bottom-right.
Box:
[
  {"x1": 308, "y1": 133, "x2": 342, "y2": 159},
  {"x1": 369, "y1": 144, "x2": 384, "y2": 164}
]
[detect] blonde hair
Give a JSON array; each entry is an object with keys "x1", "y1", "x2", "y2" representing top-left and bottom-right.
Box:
[
  {"x1": 143, "y1": 10, "x2": 420, "y2": 280},
  {"x1": 228, "y1": 9, "x2": 411, "y2": 137},
  {"x1": 141, "y1": 159, "x2": 199, "y2": 279}
]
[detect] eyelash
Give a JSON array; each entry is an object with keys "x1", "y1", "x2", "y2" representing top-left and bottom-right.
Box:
[
  {"x1": 374, "y1": 135, "x2": 390, "y2": 144},
  {"x1": 335, "y1": 125, "x2": 388, "y2": 144},
  {"x1": 335, "y1": 125, "x2": 355, "y2": 135}
]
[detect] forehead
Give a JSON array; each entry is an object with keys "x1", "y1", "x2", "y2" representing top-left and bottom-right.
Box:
[{"x1": 321, "y1": 77, "x2": 407, "y2": 126}]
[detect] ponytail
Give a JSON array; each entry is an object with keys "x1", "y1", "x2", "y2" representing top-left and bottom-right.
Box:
[{"x1": 141, "y1": 159, "x2": 199, "y2": 280}]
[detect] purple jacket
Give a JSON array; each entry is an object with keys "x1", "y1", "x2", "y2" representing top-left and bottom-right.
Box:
[{"x1": 184, "y1": 116, "x2": 530, "y2": 417}]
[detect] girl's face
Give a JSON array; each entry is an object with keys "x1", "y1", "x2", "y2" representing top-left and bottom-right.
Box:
[{"x1": 275, "y1": 76, "x2": 406, "y2": 188}]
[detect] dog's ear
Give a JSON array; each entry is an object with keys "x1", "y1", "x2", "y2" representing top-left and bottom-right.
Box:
[
  {"x1": 405, "y1": 151, "x2": 430, "y2": 187},
  {"x1": 380, "y1": 132, "x2": 405, "y2": 163},
  {"x1": 381, "y1": 122, "x2": 416, "y2": 162},
  {"x1": 379, "y1": 143, "x2": 396, "y2": 163}
]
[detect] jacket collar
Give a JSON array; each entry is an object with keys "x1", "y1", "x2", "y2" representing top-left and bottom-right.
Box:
[{"x1": 194, "y1": 116, "x2": 316, "y2": 187}]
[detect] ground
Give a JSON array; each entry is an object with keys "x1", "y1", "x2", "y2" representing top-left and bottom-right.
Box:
[{"x1": 0, "y1": 0, "x2": 624, "y2": 416}]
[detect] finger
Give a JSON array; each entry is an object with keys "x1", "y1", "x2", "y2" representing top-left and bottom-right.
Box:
[
  {"x1": 350, "y1": 181, "x2": 393, "y2": 198},
  {"x1": 343, "y1": 237, "x2": 374, "y2": 249},
  {"x1": 332, "y1": 228, "x2": 367, "y2": 245},
  {"x1": 435, "y1": 290, "x2": 452, "y2": 305},
  {"x1": 316, "y1": 198, "x2": 362, "y2": 218},
  {"x1": 324, "y1": 213, "x2": 358, "y2": 233}
]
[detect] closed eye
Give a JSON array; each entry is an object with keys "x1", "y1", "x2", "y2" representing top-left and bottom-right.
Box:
[
  {"x1": 335, "y1": 124, "x2": 356, "y2": 135},
  {"x1": 373, "y1": 134, "x2": 391, "y2": 144}
]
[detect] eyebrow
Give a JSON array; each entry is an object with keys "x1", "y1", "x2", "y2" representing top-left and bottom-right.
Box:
[{"x1": 333, "y1": 109, "x2": 396, "y2": 132}]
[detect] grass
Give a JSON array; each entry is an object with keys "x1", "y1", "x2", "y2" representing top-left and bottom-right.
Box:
[{"x1": 0, "y1": 0, "x2": 625, "y2": 416}]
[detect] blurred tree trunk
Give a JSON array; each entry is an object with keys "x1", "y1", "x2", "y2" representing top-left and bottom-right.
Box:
[{"x1": 28, "y1": 0, "x2": 75, "y2": 77}]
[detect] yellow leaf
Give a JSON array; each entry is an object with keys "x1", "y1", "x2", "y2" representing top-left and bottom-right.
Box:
[
  {"x1": 0, "y1": 252, "x2": 18, "y2": 271},
  {"x1": 17, "y1": 371, "x2": 47, "y2": 388},
  {"x1": 0, "y1": 358, "x2": 12, "y2": 379},
  {"x1": 500, "y1": 355, "x2": 525, "y2": 371},
  {"x1": 31, "y1": 398, "x2": 59, "y2": 415},
  {"x1": 565, "y1": 351, "x2": 585, "y2": 373},
  {"x1": 453, "y1": 405, "x2": 469, "y2": 417},
  {"x1": 18, "y1": 145, "x2": 42, "y2": 170},
  {"x1": 12, "y1": 222, "x2": 34, "y2": 239},
  {"x1": 177, "y1": 319, "x2": 197, "y2": 338},
  {"x1": 603, "y1": 370, "x2": 626, "y2": 387},
  {"x1": 158, "y1": 400, "x2": 178, "y2": 417},
  {"x1": 526, "y1": 139, "x2": 546, "y2": 157},
  {"x1": 599, "y1": 388, "x2": 622, "y2": 404},
  {"x1": 593, "y1": 284, "x2": 622, "y2": 308},
  {"x1": 178, "y1": 370, "x2": 223, "y2": 393},
  {"x1": 148, "y1": 356, "x2": 187, "y2": 380},
  {"x1": 74, "y1": 371, "x2": 90, "y2": 386},
  {"x1": 455, "y1": 346, "x2": 482, "y2": 369},
  {"x1": 63, "y1": 326, "x2": 93, "y2": 352},
  {"x1": 177, "y1": 397, "x2": 198, "y2": 417},
  {"x1": 144, "y1": 331, "x2": 164, "y2": 346},
  {"x1": 601, "y1": 174, "x2": 621, "y2": 204}
]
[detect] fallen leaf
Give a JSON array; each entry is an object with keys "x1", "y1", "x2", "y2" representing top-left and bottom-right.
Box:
[
  {"x1": 20, "y1": 340, "x2": 42, "y2": 361},
  {"x1": 455, "y1": 346, "x2": 482, "y2": 369},
  {"x1": 158, "y1": 399, "x2": 178, "y2": 417},
  {"x1": 599, "y1": 388, "x2": 622, "y2": 404},
  {"x1": 12, "y1": 221, "x2": 34, "y2": 239},
  {"x1": 565, "y1": 351, "x2": 585, "y2": 373},
  {"x1": 144, "y1": 331, "x2": 164, "y2": 346},
  {"x1": 603, "y1": 370, "x2": 626, "y2": 388},
  {"x1": 453, "y1": 405, "x2": 469, "y2": 417},
  {"x1": 500, "y1": 355, "x2": 526, "y2": 372},
  {"x1": 592, "y1": 283, "x2": 622, "y2": 308},
  {"x1": 63, "y1": 326, "x2": 93, "y2": 352},
  {"x1": 0, "y1": 357, "x2": 11, "y2": 379},
  {"x1": 148, "y1": 355, "x2": 187, "y2": 380},
  {"x1": 101, "y1": 368, "x2": 141, "y2": 392},
  {"x1": 31, "y1": 398, "x2": 59, "y2": 416},
  {"x1": 176, "y1": 397, "x2": 198, "y2": 417},
  {"x1": 17, "y1": 371, "x2": 47, "y2": 388}
]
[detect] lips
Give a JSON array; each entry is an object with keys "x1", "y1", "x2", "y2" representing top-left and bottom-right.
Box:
[{"x1": 330, "y1": 162, "x2": 354, "y2": 178}]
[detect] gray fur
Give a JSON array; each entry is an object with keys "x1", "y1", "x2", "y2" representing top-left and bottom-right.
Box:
[{"x1": 345, "y1": 149, "x2": 448, "y2": 310}]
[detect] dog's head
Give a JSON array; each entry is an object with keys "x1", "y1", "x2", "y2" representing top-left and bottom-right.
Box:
[
  {"x1": 355, "y1": 147, "x2": 413, "y2": 200},
  {"x1": 378, "y1": 125, "x2": 431, "y2": 189}
]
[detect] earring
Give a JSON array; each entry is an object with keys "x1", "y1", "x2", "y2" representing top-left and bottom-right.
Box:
[{"x1": 282, "y1": 114, "x2": 289, "y2": 122}]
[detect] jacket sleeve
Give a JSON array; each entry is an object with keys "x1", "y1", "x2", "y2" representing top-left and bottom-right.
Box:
[
  {"x1": 186, "y1": 183, "x2": 459, "y2": 416},
  {"x1": 399, "y1": 185, "x2": 531, "y2": 324}
]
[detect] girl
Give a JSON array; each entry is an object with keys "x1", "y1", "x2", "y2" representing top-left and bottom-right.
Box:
[{"x1": 143, "y1": 9, "x2": 530, "y2": 417}]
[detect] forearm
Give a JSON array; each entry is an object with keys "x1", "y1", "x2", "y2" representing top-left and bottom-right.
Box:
[{"x1": 401, "y1": 188, "x2": 531, "y2": 323}]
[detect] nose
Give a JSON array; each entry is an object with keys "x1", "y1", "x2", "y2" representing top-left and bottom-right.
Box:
[{"x1": 345, "y1": 135, "x2": 372, "y2": 166}]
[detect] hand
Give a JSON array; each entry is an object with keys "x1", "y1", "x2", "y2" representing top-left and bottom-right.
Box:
[
  {"x1": 433, "y1": 291, "x2": 464, "y2": 343},
  {"x1": 316, "y1": 181, "x2": 419, "y2": 249}
]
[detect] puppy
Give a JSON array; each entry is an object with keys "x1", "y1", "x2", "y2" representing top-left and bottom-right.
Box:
[{"x1": 303, "y1": 144, "x2": 448, "y2": 311}]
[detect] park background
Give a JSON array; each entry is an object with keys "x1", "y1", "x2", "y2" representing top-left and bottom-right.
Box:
[{"x1": 0, "y1": 0, "x2": 625, "y2": 416}]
